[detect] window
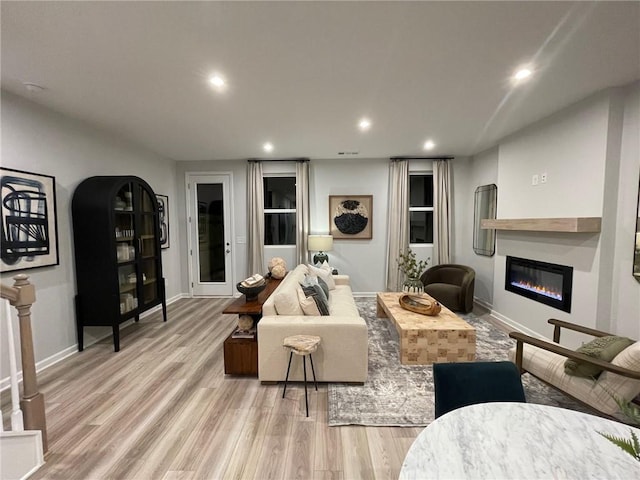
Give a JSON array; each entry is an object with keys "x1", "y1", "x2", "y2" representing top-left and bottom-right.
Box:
[
  {"x1": 409, "y1": 174, "x2": 433, "y2": 244},
  {"x1": 264, "y1": 177, "x2": 296, "y2": 245}
]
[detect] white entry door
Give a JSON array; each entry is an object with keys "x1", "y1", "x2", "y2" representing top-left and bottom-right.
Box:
[{"x1": 187, "y1": 174, "x2": 233, "y2": 296}]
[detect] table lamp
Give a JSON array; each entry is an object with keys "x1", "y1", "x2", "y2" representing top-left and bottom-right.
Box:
[{"x1": 308, "y1": 234, "x2": 333, "y2": 265}]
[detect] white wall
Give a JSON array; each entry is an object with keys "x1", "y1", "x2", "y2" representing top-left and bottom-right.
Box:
[
  {"x1": 453, "y1": 148, "x2": 499, "y2": 307},
  {"x1": 482, "y1": 86, "x2": 640, "y2": 345},
  {"x1": 311, "y1": 158, "x2": 391, "y2": 293},
  {"x1": 1, "y1": 92, "x2": 181, "y2": 379},
  {"x1": 610, "y1": 83, "x2": 640, "y2": 339},
  {"x1": 177, "y1": 157, "x2": 393, "y2": 294}
]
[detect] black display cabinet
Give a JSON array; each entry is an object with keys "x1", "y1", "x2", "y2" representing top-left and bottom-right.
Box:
[{"x1": 72, "y1": 176, "x2": 167, "y2": 351}]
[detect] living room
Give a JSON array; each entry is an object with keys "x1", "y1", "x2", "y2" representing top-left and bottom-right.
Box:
[{"x1": 1, "y1": 2, "x2": 639, "y2": 478}]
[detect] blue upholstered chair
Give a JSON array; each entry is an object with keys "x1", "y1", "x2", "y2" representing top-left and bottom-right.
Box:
[{"x1": 433, "y1": 361, "x2": 526, "y2": 418}]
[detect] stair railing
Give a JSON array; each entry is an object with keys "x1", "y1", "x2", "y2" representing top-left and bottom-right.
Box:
[{"x1": 0, "y1": 274, "x2": 48, "y2": 452}]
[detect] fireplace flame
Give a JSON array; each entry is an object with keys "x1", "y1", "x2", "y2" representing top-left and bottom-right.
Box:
[{"x1": 510, "y1": 281, "x2": 563, "y2": 301}]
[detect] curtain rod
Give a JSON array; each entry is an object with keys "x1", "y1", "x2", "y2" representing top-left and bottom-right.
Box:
[
  {"x1": 390, "y1": 155, "x2": 455, "y2": 160},
  {"x1": 247, "y1": 157, "x2": 309, "y2": 163}
]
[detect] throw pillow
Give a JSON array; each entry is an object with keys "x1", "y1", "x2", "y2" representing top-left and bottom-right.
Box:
[
  {"x1": 273, "y1": 290, "x2": 304, "y2": 316},
  {"x1": 302, "y1": 274, "x2": 329, "y2": 299},
  {"x1": 308, "y1": 264, "x2": 336, "y2": 290},
  {"x1": 564, "y1": 335, "x2": 635, "y2": 378},
  {"x1": 299, "y1": 284, "x2": 330, "y2": 316},
  {"x1": 316, "y1": 276, "x2": 330, "y2": 299},
  {"x1": 297, "y1": 285, "x2": 321, "y2": 315}
]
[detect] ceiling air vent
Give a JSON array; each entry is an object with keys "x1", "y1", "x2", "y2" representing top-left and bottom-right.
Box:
[{"x1": 337, "y1": 151, "x2": 359, "y2": 156}]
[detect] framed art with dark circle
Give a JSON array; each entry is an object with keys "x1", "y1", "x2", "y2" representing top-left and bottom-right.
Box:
[
  {"x1": 329, "y1": 195, "x2": 372, "y2": 240},
  {"x1": 1, "y1": 167, "x2": 59, "y2": 272}
]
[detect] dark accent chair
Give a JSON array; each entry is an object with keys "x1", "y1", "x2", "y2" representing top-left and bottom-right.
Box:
[
  {"x1": 433, "y1": 361, "x2": 526, "y2": 418},
  {"x1": 420, "y1": 264, "x2": 475, "y2": 313}
]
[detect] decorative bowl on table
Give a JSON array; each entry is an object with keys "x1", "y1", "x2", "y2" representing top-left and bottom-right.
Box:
[{"x1": 236, "y1": 281, "x2": 267, "y2": 301}]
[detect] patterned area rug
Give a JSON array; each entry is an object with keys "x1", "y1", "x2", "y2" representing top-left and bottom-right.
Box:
[{"x1": 327, "y1": 297, "x2": 592, "y2": 426}]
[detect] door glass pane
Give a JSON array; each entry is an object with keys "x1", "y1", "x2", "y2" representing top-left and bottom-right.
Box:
[
  {"x1": 115, "y1": 183, "x2": 134, "y2": 212},
  {"x1": 140, "y1": 213, "x2": 156, "y2": 258},
  {"x1": 410, "y1": 211, "x2": 434, "y2": 243},
  {"x1": 118, "y1": 264, "x2": 138, "y2": 314},
  {"x1": 142, "y1": 258, "x2": 158, "y2": 304},
  {"x1": 265, "y1": 213, "x2": 296, "y2": 245},
  {"x1": 197, "y1": 184, "x2": 225, "y2": 282},
  {"x1": 140, "y1": 187, "x2": 154, "y2": 213}
]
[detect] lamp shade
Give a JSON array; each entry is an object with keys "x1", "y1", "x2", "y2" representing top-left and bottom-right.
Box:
[{"x1": 308, "y1": 234, "x2": 333, "y2": 252}]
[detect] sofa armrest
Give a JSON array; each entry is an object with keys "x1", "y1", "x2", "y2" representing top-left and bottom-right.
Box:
[
  {"x1": 547, "y1": 318, "x2": 612, "y2": 343},
  {"x1": 509, "y1": 331, "x2": 640, "y2": 380},
  {"x1": 333, "y1": 274, "x2": 350, "y2": 286}
]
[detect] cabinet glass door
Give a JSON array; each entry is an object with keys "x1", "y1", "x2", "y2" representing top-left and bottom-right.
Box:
[
  {"x1": 139, "y1": 186, "x2": 159, "y2": 305},
  {"x1": 115, "y1": 182, "x2": 138, "y2": 314}
]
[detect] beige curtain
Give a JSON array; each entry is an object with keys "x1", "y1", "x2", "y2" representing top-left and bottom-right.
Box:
[
  {"x1": 295, "y1": 161, "x2": 310, "y2": 265},
  {"x1": 247, "y1": 161, "x2": 265, "y2": 275},
  {"x1": 433, "y1": 159, "x2": 451, "y2": 264},
  {"x1": 386, "y1": 159, "x2": 410, "y2": 291}
]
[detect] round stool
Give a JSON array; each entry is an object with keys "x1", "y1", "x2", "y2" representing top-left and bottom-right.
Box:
[{"x1": 282, "y1": 334, "x2": 321, "y2": 417}]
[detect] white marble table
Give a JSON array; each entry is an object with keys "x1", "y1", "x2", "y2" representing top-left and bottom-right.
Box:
[{"x1": 400, "y1": 402, "x2": 640, "y2": 479}]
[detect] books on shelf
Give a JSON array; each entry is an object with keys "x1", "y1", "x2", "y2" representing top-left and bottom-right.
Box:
[
  {"x1": 232, "y1": 327, "x2": 256, "y2": 339},
  {"x1": 241, "y1": 273, "x2": 265, "y2": 288}
]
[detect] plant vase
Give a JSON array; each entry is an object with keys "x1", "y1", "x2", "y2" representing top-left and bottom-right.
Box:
[{"x1": 403, "y1": 276, "x2": 424, "y2": 294}]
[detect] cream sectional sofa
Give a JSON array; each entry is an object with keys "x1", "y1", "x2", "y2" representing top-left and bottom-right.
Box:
[{"x1": 258, "y1": 264, "x2": 368, "y2": 383}]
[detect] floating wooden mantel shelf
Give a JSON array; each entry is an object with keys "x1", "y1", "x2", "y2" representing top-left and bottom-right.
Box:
[{"x1": 480, "y1": 217, "x2": 601, "y2": 233}]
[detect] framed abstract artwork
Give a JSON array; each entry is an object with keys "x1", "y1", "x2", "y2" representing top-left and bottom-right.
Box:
[
  {"x1": 329, "y1": 195, "x2": 373, "y2": 240},
  {"x1": 1, "y1": 167, "x2": 59, "y2": 272},
  {"x1": 156, "y1": 194, "x2": 170, "y2": 249}
]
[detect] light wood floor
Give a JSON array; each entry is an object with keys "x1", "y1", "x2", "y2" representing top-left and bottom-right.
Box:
[{"x1": 3, "y1": 298, "x2": 426, "y2": 480}]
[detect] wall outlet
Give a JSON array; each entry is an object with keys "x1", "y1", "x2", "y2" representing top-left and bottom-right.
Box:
[
  {"x1": 532, "y1": 174, "x2": 539, "y2": 186},
  {"x1": 541, "y1": 172, "x2": 548, "y2": 184}
]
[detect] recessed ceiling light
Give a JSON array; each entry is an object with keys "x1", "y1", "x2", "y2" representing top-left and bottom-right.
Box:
[
  {"x1": 423, "y1": 140, "x2": 435, "y2": 151},
  {"x1": 208, "y1": 74, "x2": 226, "y2": 89},
  {"x1": 358, "y1": 118, "x2": 371, "y2": 131},
  {"x1": 263, "y1": 142, "x2": 274, "y2": 153},
  {"x1": 513, "y1": 68, "x2": 532, "y2": 81}
]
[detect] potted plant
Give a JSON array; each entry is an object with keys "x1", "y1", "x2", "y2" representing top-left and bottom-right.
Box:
[
  {"x1": 599, "y1": 394, "x2": 640, "y2": 462},
  {"x1": 397, "y1": 248, "x2": 430, "y2": 293}
]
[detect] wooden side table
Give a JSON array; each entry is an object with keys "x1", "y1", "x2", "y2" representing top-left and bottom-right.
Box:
[{"x1": 222, "y1": 276, "x2": 283, "y2": 376}]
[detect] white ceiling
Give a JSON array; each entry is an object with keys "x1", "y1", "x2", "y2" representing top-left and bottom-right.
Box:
[{"x1": 2, "y1": 1, "x2": 639, "y2": 161}]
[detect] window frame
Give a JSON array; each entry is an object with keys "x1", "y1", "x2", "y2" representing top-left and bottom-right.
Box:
[
  {"x1": 263, "y1": 174, "x2": 296, "y2": 247},
  {"x1": 409, "y1": 172, "x2": 434, "y2": 246}
]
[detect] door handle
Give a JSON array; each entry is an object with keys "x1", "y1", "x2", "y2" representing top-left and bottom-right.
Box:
[{"x1": 226, "y1": 249, "x2": 231, "y2": 254}]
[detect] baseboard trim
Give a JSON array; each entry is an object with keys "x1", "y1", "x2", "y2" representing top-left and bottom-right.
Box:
[
  {"x1": 473, "y1": 297, "x2": 493, "y2": 311},
  {"x1": 489, "y1": 309, "x2": 547, "y2": 340},
  {"x1": 0, "y1": 293, "x2": 187, "y2": 393},
  {"x1": 354, "y1": 292, "x2": 377, "y2": 298}
]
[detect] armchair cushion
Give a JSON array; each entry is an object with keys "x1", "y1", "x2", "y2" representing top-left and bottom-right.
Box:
[{"x1": 565, "y1": 336, "x2": 635, "y2": 378}]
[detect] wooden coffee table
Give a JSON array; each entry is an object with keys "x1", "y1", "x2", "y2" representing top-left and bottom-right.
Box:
[{"x1": 376, "y1": 292, "x2": 476, "y2": 365}]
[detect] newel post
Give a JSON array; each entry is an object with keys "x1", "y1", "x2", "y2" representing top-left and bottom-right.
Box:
[{"x1": 12, "y1": 274, "x2": 48, "y2": 453}]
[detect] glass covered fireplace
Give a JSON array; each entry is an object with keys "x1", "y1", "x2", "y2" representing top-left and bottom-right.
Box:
[{"x1": 505, "y1": 256, "x2": 573, "y2": 313}]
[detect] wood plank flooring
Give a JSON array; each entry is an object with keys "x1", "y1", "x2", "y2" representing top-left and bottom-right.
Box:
[{"x1": 2, "y1": 298, "x2": 423, "y2": 480}]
